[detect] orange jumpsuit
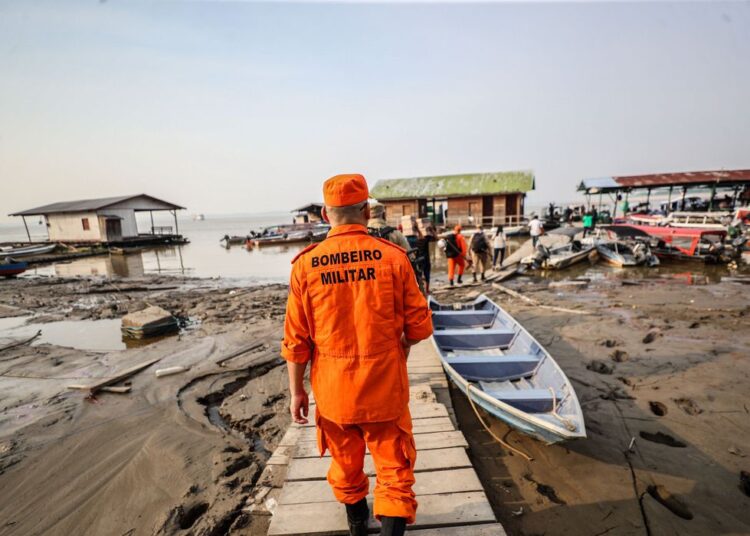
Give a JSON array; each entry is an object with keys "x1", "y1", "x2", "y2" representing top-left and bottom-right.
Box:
[
  {"x1": 281, "y1": 223, "x2": 433, "y2": 524},
  {"x1": 447, "y1": 232, "x2": 468, "y2": 281}
]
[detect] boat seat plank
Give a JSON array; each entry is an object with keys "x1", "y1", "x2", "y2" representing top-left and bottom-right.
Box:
[
  {"x1": 479, "y1": 385, "x2": 561, "y2": 413},
  {"x1": 431, "y1": 310, "x2": 496, "y2": 329},
  {"x1": 433, "y1": 328, "x2": 515, "y2": 350},
  {"x1": 445, "y1": 355, "x2": 539, "y2": 381}
]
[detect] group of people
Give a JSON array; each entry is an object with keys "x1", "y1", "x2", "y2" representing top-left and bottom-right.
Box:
[{"x1": 439, "y1": 223, "x2": 508, "y2": 286}]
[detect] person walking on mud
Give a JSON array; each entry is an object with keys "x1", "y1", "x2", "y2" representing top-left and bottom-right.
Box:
[
  {"x1": 281, "y1": 174, "x2": 433, "y2": 536},
  {"x1": 443, "y1": 224, "x2": 468, "y2": 286},
  {"x1": 469, "y1": 224, "x2": 491, "y2": 282}
]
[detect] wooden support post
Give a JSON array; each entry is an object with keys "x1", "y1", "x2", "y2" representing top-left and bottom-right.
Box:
[
  {"x1": 667, "y1": 186, "x2": 673, "y2": 212},
  {"x1": 173, "y1": 210, "x2": 179, "y2": 236},
  {"x1": 646, "y1": 188, "x2": 651, "y2": 208},
  {"x1": 681, "y1": 186, "x2": 687, "y2": 210},
  {"x1": 150, "y1": 210, "x2": 155, "y2": 234},
  {"x1": 731, "y1": 186, "x2": 739, "y2": 210},
  {"x1": 21, "y1": 216, "x2": 31, "y2": 243},
  {"x1": 709, "y1": 183, "x2": 717, "y2": 211}
]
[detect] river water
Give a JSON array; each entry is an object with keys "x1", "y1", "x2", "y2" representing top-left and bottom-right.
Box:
[{"x1": 0, "y1": 213, "x2": 745, "y2": 286}]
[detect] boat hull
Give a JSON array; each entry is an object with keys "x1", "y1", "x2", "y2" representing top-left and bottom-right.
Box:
[
  {"x1": 0, "y1": 262, "x2": 28, "y2": 277},
  {"x1": 440, "y1": 360, "x2": 574, "y2": 444},
  {"x1": 430, "y1": 295, "x2": 586, "y2": 444}
]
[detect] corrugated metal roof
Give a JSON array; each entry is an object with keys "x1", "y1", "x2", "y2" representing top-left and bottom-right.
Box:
[
  {"x1": 10, "y1": 194, "x2": 185, "y2": 216},
  {"x1": 614, "y1": 169, "x2": 750, "y2": 188},
  {"x1": 579, "y1": 169, "x2": 750, "y2": 193},
  {"x1": 370, "y1": 171, "x2": 535, "y2": 200}
]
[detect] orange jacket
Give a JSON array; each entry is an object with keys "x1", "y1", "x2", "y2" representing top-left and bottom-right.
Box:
[{"x1": 281, "y1": 224, "x2": 433, "y2": 424}]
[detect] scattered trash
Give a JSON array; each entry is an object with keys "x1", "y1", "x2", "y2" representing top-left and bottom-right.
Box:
[
  {"x1": 511, "y1": 506, "x2": 524, "y2": 517},
  {"x1": 628, "y1": 437, "x2": 636, "y2": 452}
]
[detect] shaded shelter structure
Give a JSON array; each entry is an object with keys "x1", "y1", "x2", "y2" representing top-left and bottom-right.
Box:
[
  {"x1": 578, "y1": 169, "x2": 750, "y2": 217},
  {"x1": 291, "y1": 203, "x2": 323, "y2": 224},
  {"x1": 370, "y1": 171, "x2": 535, "y2": 227},
  {"x1": 10, "y1": 194, "x2": 187, "y2": 245}
]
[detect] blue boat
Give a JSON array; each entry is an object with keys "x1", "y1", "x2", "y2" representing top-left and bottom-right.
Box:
[
  {"x1": 429, "y1": 294, "x2": 586, "y2": 444},
  {"x1": 0, "y1": 261, "x2": 28, "y2": 278}
]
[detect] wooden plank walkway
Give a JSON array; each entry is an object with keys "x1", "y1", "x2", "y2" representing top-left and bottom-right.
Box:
[{"x1": 254, "y1": 340, "x2": 506, "y2": 535}]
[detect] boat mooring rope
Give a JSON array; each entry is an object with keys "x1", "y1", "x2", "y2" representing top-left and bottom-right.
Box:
[
  {"x1": 464, "y1": 382, "x2": 534, "y2": 462},
  {"x1": 548, "y1": 387, "x2": 577, "y2": 432}
]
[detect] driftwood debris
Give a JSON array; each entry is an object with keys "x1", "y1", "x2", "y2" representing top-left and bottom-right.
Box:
[
  {"x1": 155, "y1": 366, "x2": 189, "y2": 378},
  {"x1": 99, "y1": 386, "x2": 132, "y2": 394},
  {"x1": 68, "y1": 357, "x2": 162, "y2": 395},
  {"x1": 0, "y1": 330, "x2": 42, "y2": 354},
  {"x1": 215, "y1": 342, "x2": 266, "y2": 367},
  {"x1": 491, "y1": 283, "x2": 590, "y2": 315},
  {"x1": 484, "y1": 264, "x2": 520, "y2": 283}
]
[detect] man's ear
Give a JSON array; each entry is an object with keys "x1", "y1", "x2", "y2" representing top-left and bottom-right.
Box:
[
  {"x1": 363, "y1": 204, "x2": 371, "y2": 222},
  {"x1": 322, "y1": 206, "x2": 330, "y2": 223}
]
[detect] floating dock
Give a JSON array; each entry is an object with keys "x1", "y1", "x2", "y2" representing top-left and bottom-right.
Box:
[{"x1": 258, "y1": 340, "x2": 506, "y2": 535}]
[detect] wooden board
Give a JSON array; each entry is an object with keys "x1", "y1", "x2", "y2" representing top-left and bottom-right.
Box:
[
  {"x1": 295, "y1": 417, "x2": 456, "y2": 443},
  {"x1": 268, "y1": 492, "x2": 496, "y2": 535},
  {"x1": 294, "y1": 430, "x2": 467, "y2": 458},
  {"x1": 297, "y1": 402, "x2": 450, "y2": 428},
  {"x1": 285, "y1": 447, "x2": 472, "y2": 481},
  {"x1": 409, "y1": 524, "x2": 507, "y2": 535},
  {"x1": 278, "y1": 468, "x2": 483, "y2": 505},
  {"x1": 67, "y1": 357, "x2": 162, "y2": 395}
]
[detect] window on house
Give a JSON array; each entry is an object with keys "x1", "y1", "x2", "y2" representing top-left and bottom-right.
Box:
[{"x1": 81, "y1": 218, "x2": 90, "y2": 231}]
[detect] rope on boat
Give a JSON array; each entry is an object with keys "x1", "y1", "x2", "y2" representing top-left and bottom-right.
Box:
[
  {"x1": 464, "y1": 382, "x2": 534, "y2": 462},
  {"x1": 548, "y1": 387, "x2": 577, "y2": 432}
]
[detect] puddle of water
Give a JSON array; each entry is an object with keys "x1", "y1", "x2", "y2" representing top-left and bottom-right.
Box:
[
  {"x1": 0, "y1": 315, "x2": 197, "y2": 353},
  {"x1": 0, "y1": 317, "x2": 127, "y2": 352}
]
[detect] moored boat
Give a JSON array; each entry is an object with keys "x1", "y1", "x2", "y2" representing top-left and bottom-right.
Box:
[
  {"x1": 0, "y1": 243, "x2": 57, "y2": 258},
  {"x1": 591, "y1": 226, "x2": 659, "y2": 267},
  {"x1": 429, "y1": 295, "x2": 586, "y2": 444},
  {"x1": 0, "y1": 261, "x2": 28, "y2": 278},
  {"x1": 616, "y1": 224, "x2": 742, "y2": 264},
  {"x1": 521, "y1": 235, "x2": 596, "y2": 270}
]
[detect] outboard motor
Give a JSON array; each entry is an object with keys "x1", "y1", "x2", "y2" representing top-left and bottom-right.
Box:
[{"x1": 531, "y1": 244, "x2": 550, "y2": 269}]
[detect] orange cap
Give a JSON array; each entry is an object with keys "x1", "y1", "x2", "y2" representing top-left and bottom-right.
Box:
[{"x1": 323, "y1": 174, "x2": 369, "y2": 207}]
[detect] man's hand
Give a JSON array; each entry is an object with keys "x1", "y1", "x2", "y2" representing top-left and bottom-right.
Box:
[
  {"x1": 290, "y1": 390, "x2": 309, "y2": 424},
  {"x1": 401, "y1": 333, "x2": 418, "y2": 361}
]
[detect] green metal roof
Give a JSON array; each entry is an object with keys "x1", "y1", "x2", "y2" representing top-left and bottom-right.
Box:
[{"x1": 370, "y1": 171, "x2": 535, "y2": 200}]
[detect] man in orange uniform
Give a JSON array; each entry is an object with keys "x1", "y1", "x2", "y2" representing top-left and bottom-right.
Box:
[
  {"x1": 281, "y1": 174, "x2": 433, "y2": 536},
  {"x1": 445, "y1": 224, "x2": 468, "y2": 286}
]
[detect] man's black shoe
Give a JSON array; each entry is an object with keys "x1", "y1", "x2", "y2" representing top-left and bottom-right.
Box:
[
  {"x1": 345, "y1": 498, "x2": 369, "y2": 536},
  {"x1": 379, "y1": 516, "x2": 406, "y2": 536}
]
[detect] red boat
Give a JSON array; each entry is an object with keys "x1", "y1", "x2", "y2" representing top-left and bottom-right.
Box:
[{"x1": 613, "y1": 224, "x2": 733, "y2": 263}]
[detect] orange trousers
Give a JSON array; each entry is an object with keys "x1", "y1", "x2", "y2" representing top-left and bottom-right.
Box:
[
  {"x1": 316, "y1": 408, "x2": 417, "y2": 524},
  {"x1": 447, "y1": 256, "x2": 466, "y2": 281}
]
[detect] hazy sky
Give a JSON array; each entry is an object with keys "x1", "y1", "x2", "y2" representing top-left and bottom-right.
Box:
[{"x1": 1, "y1": 0, "x2": 749, "y2": 220}]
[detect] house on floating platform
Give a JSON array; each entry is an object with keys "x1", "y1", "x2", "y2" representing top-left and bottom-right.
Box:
[
  {"x1": 292, "y1": 203, "x2": 324, "y2": 224},
  {"x1": 370, "y1": 171, "x2": 535, "y2": 227},
  {"x1": 10, "y1": 194, "x2": 187, "y2": 246}
]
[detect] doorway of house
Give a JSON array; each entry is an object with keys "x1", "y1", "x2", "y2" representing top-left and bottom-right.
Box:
[{"x1": 105, "y1": 218, "x2": 123, "y2": 242}]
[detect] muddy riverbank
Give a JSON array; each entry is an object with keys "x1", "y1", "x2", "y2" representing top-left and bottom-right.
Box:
[
  {"x1": 2, "y1": 269, "x2": 749, "y2": 536},
  {"x1": 0, "y1": 277, "x2": 291, "y2": 536},
  {"x1": 433, "y1": 275, "x2": 750, "y2": 535}
]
